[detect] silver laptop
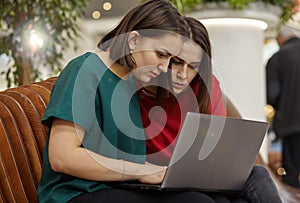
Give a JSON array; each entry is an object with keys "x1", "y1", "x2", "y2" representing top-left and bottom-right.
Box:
[{"x1": 117, "y1": 112, "x2": 269, "y2": 192}]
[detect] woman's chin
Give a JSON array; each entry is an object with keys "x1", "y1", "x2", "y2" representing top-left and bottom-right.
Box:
[
  {"x1": 143, "y1": 78, "x2": 158, "y2": 85},
  {"x1": 173, "y1": 89, "x2": 183, "y2": 95}
]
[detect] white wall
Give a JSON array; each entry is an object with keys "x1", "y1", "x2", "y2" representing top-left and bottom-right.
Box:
[
  {"x1": 62, "y1": 18, "x2": 120, "y2": 67},
  {"x1": 206, "y1": 23, "x2": 266, "y2": 120}
]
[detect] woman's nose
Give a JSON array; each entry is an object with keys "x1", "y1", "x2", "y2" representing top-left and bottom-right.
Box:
[
  {"x1": 159, "y1": 57, "x2": 174, "y2": 73},
  {"x1": 158, "y1": 65, "x2": 167, "y2": 73},
  {"x1": 177, "y1": 65, "x2": 188, "y2": 79}
]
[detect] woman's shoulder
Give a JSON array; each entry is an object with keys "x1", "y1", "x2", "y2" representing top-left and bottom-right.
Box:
[
  {"x1": 66, "y1": 52, "x2": 105, "y2": 69},
  {"x1": 211, "y1": 75, "x2": 220, "y2": 84},
  {"x1": 57, "y1": 52, "x2": 106, "y2": 80},
  {"x1": 70, "y1": 52, "x2": 93, "y2": 63}
]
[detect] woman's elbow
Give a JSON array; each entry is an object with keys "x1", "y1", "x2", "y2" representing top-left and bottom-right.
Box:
[
  {"x1": 48, "y1": 150, "x2": 70, "y2": 173},
  {"x1": 49, "y1": 156, "x2": 63, "y2": 173}
]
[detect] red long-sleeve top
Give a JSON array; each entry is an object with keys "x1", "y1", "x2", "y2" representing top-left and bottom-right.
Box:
[{"x1": 138, "y1": 76, "x2": 226, "y2": 165}]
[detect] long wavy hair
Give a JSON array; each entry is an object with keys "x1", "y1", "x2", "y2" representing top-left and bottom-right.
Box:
[
  {"x1": 183, "y1": 16, "x2": 212, "y2": 114},
  {"x1": 157, "y1": 16, "x2": 212, "y2": 114}
]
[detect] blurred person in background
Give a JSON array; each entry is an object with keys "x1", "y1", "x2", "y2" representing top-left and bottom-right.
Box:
[{"x1": 266, "y1": 25, "x2": 300, "y2": 189}]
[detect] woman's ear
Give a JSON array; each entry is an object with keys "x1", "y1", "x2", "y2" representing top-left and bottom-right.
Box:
[{"x1": 128, "y1": 31, "x2": 141, "y2": 51}]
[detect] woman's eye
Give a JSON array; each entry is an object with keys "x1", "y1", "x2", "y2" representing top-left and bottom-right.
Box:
[
  {"x1": 188, "y1": 64, "x2": 196, "y2": 70},
  {"x1": 156, "y1": 52, "x2": 168, "y2": 58},
  {"x1": 173, "y1": 61, "x2": 182, "y2": 65},
  {"x1": 171, "y1": 58, "x2": 184, "y2": 65},
  {"x1": 189, "y1": 63, "x2": 201, "y2": 70}
]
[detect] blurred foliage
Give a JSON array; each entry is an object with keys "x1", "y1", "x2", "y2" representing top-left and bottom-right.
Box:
[
  {"x1": 168, "y1": 0, "x2": 298, "y2": 24},
  {"x1": 0, "y1": 0, "x2": 90, "y2": 87}
]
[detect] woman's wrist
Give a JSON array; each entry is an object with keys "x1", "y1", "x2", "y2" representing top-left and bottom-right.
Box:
[
  {"x1": 119, "y1": 160, "x2": 147, "y2": 182},
  {"x1": 120, "y1": 159, "x2": 125, "y2": 182}
]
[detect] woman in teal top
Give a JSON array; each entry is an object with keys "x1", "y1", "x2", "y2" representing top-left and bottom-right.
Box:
[
  {"x1": 38, "y1": 1, "x2": 218, "y2": 202},
  {"x1": 39, "y1": 52, "x2": 146, "y2": 202}
]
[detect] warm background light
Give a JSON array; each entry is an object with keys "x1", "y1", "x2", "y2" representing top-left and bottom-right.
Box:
[
  {"x1": 29, "y1": 30, "x2": 44, "y2": 49},
  {"x1": 103, "y1": 2, "x2": 112, "y2": 11},
  {"x1": 92, "y1": 10, "x2": 101, "y2": 19}
]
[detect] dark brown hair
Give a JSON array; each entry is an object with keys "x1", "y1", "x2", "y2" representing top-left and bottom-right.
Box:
[
  {"x1": 98, "y1": 0, "x2": 188, "y2": 68},
  {"x1": 182, "y1": 16, "x2": 212, "y2": 114},
  {"x1": 157, "y1": 16, "x2": 212, "y2": 113}
]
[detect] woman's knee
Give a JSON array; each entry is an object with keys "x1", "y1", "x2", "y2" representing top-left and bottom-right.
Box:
[
  {"x1": 175, "y1": 192, "x2": 216, "y2": 203},
  {"x1": 250, "y1": 165, "x2": 271, "y2": 181}
]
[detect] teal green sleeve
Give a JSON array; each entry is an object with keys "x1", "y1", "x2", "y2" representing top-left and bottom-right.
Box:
[
  {"x1": 42, "y1": 52, "x2": 104, "y2": 133},
  {"x1": 42, "y1": 52, "x2": 146, "y2": 159}
]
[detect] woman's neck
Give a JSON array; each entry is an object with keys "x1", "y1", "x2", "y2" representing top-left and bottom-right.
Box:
[
  {"x1": 136, "y1": 78, "x2": 158, "y2": 95},
  {"x1": 143, "y1": 85, "x2": 157, "y2": 94},
  {"x1": 96, "y1": 50, "x2": 132, "y2": 80}
]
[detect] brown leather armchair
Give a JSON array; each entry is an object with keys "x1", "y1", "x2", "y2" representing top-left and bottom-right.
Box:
[{"x1": 0, "y1": 77, "x2": 56, "y2": 202}]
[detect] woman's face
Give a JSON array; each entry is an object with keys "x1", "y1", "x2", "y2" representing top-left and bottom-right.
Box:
[
  {"x1": 171, "y1": 40, "x2": 202, "y2": 95},
  {"x1": 130, "y1": 32, "x2": 183, "y2": 84}
]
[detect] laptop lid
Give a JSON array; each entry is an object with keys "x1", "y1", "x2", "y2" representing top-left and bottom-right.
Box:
[
  {"x1": 161, "y1": 112, "x2": 269, "y2": 191},
  {"x1": 115, "y1": 113, "x2": 268, "y2": 192}
]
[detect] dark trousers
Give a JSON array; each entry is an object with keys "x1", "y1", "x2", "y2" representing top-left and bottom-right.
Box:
[
  {"x1": 69, "y1": 189, "x2": 234, "y2": 203},
  {"x1": 282, "y1": 133, "x2": 300, "y2": 188},
  {"x1": 69, "y1": 165, "x2": 282, "y2": 203}
]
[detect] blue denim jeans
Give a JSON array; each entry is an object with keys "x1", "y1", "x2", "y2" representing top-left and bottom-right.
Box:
[
  {"x1": 243, "y1": 165, "x2": 282, "y2": 203},
  {"x1": 70, "y1": 165, "x2": 281, "y2": 203}
]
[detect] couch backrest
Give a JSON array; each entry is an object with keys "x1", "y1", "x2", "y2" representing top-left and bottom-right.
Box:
[{"x1": 0, "y1": 77, "x2": 57, "y2": 203}]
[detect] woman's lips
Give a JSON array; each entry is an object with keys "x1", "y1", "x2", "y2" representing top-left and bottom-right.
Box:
[
  {"x1": 172, "y1": 81, "x2": 186, "y2": 89},
  {"x1": 150, "y1": 71, "x2": 159, "y2": 78}
]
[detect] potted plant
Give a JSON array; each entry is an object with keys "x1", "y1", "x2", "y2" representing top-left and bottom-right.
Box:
[
  {"x1": 169, "y1": 0, "x2": 298, "y2": 24},
  {"x1": 0, "y1": 0, "x2": 90, "y2": 87}
]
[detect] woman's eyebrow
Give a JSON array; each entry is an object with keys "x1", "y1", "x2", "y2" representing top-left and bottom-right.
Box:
[
  {"x1": 160, "y1": 48, "x2": 172, "y2": 56},
  {"x1": 190, "y1": 62, "x2": 201, "y2": 66},
  {"x1": 172, "y1": 56, "x2": 185, "y2": 62}
]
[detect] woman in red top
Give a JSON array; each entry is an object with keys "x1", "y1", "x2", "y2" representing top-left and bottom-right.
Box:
[
  {"x1": 137, "y1": 17, "x2": 226, "y2": 165},
  {"x1": 136, "y1": 17, "x2": 282, "y2": 203}
]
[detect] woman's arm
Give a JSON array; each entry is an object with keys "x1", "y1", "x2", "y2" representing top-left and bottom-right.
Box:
[{"x1": 48, "y1": 118, "x2": 166, "y2": 184}]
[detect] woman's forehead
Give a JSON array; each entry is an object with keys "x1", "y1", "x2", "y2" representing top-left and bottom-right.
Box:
[
  {"x1": 144, "y1": 34, "x2": 183, "y2": 56},
  {"x1": 178, "y1": 40, "x2": 202, "y2": 63},
  {"x1": 152, "y1": 34, "x2": 183, "y2": 55}
]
